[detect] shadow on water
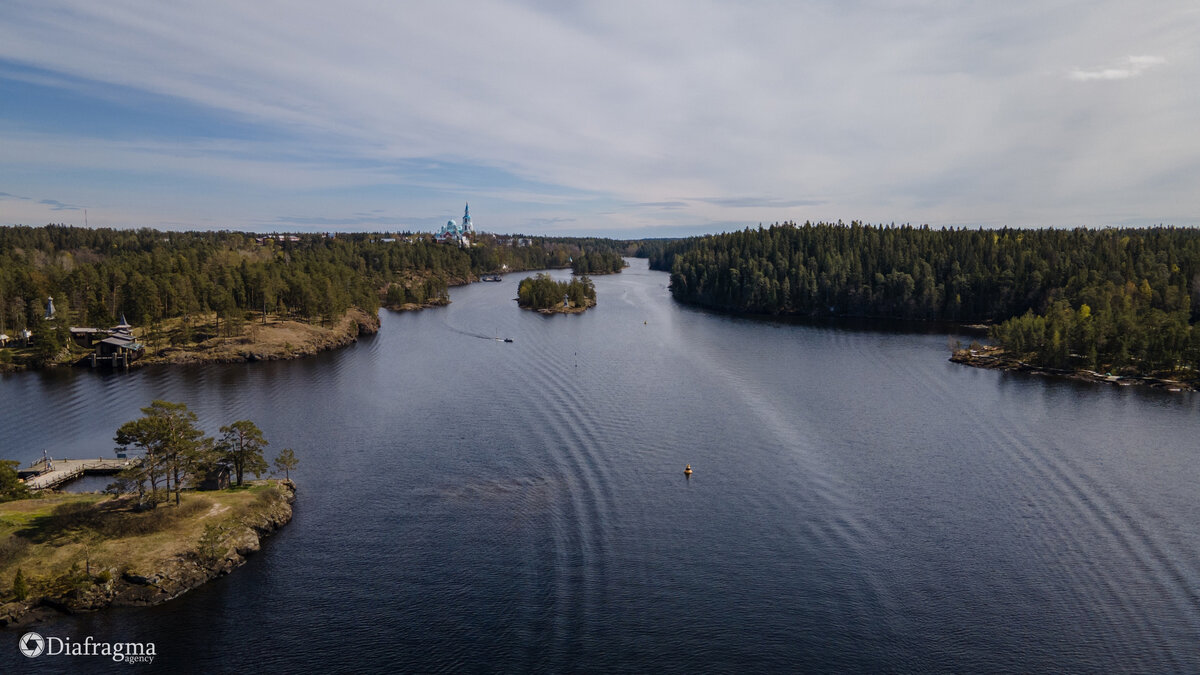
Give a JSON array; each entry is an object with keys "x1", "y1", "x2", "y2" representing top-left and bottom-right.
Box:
[{"x1": 676, "y1": 302, "x2": 991, "y2": 338}]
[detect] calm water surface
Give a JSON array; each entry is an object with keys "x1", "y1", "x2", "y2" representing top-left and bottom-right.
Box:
[{"x1": 3, "y1": 259, "x2": 1200, "y2": 673}]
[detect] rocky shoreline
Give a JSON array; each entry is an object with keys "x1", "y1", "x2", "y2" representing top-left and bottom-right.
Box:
[
  {"x1": 950, "y1": 346, "x2": 1194, "y2": 392},
  {"x1": 0, "y1": 481, "x2": 297, "y2": 629},
  {"x1": 0, "y1": 309, "x2": 380, "y2": 374},
  {"x1": 382, "y1": 297, "x2": 450, "y2": 313},
  {"x1": 140, "y1": 309, "x2": 379, "y2": 368},
  {"x1": 528, "y1": 298, "x2": 597, "y2": 315}
]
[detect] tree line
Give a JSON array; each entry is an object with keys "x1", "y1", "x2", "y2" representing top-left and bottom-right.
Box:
[
  {"x1": 645, "y1": 222, "x2": 1200, "y2": 377},
  {"x1": 517, "y1": 274, "x2": 596, "y2": 310},
  {"x1": 571, "y1": 249, "x2": 626, "y2": 275},
  {"x1": 111, "y1": 400, "x2": 297, "y2": 508},
  {"x1": 0, "y1": 400, "x2": 298, "y2": 506},
  {"x1": 0, "y1": 225, "x2": 638, "y2": 354}
]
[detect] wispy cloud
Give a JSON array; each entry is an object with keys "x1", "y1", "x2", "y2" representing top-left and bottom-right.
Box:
[
  {"x1": 39, "y1": 198, "x2": 83, "y2": 211},
  {"x1": 0, "y1": 3, "x2": 1198, "y2": 233},
  {"x1": 1069, "y1": 55, "x2": 1167, "y2": 81}
]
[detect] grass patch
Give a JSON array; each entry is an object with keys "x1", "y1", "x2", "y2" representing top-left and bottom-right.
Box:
[{"x1": 0, "y1": 481, "x2": 287, "y2": 599}]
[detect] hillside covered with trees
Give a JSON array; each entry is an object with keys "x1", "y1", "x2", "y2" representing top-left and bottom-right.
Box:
[
  {"x1": 571, "y1": 249, "x2": 627, "y2": 275},
  {"x1": 646, "y1": 222, "x2": 1200, "y2": 378},
  {"x1": 0, "y1": 225, "x2": 634, "y2": 366}
]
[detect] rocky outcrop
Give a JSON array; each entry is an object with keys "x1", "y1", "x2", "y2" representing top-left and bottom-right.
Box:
[
  {"x1": 0, "y1": 481, "x2": 296, "y2": 628},
  {"x1": 108, "y1": 481, "x2": 295, "y2": 608},
  {"x1": 950, "y1": 346, "x2": 1194, "y2": 392},
  {"x1": 141, "y1": 309, "x2": 379, "y2": 367}
]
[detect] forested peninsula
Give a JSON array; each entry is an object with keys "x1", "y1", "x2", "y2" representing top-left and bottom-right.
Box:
[
  {"x1": 0, "y1": 401, "x2": 296, "y2": 626},
  {"x1": 644, "y1": 222, "x2": 1200, "y2": 386},
  {"x1": 0, "y1": 225, "x2": 634, "y2": 370}
]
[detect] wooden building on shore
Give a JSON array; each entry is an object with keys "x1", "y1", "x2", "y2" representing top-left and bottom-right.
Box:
[{"x1": 75, "y1": 314, "x2": 145, "y2": 368}]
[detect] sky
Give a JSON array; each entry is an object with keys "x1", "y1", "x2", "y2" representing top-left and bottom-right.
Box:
[{"x1": 1, "y1": 1, "x2": 1199, "y2": 238}]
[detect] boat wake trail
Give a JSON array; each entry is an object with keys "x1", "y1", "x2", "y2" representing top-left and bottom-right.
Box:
[{"x1": 444, "y1": 324, "x2": 499, "y2": 340}]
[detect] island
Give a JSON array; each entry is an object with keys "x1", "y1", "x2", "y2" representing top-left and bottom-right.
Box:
[{"x1": 517, "y1": 274, "x2": 597, "y2": 314}]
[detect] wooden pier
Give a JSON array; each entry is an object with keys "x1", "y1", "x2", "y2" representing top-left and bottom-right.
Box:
[{"x1": 18, "y1": 457, "x2": 133, "y2": 490}]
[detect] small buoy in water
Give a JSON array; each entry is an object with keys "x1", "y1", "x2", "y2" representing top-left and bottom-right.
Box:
[
  {"x1": 683, "y1": 464, "x2": 692, "y2": 476},
  {"x1": 644, "y1": 320, "x2": 647, "y2": 325}
]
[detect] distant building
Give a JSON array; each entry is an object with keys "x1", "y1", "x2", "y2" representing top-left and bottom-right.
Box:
[
  {"x1": 112, "y1": 314, "x2": 133, "y2": 337},
  {"x1": 68, "y1": 327, "x2": 105, "y2": 347},
  {"x1": 255, "y1": 234, "x2": 301, "y2": 245},
  {"x1": 199, "y1": 466, "x2": 230, "y2": 491},
  {"x1": 81, "y1": 313, "x2": 144, "y2": 368},
  {"x1": 44, "y1": 296, "x2": 56, "y2": 320},
  {"x1": 435, "y1": 203, "x2": 474, "y2": 246}
]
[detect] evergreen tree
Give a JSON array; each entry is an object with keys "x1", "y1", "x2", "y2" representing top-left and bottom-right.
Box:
[
  {"x1": 12, "y1": 568, "x2": 28, "y2": 601},
  {"x1": 274, "y1": 448, "x2": 298, "y2": 480},
  {"x1": 0, "y1": 460, "x2": 31, "y2": 502},
  {"x1": 217, "y1": 420, "x2": 269, "y2": 486},
  {"x1": 114, "y1": 400, "x2": 210, "y2": 507}
]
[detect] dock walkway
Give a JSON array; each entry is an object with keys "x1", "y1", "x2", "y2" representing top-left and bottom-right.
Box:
[{"x1": 19, "y1": 457, "x2": 133, "y2": 490}]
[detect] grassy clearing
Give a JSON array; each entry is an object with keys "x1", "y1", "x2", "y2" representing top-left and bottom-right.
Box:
[{"x1": 0, "y1": 482, "x2": 280, "y2": 598}]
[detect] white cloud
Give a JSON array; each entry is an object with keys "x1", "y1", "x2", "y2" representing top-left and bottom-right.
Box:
[{"x1": 1069, "y1": 55, "x2": 1167, "y2": 81}]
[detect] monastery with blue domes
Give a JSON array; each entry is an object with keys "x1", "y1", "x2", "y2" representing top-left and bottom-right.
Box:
[{"x1": 436, "y1": 203, "x2": 474, "y2": 246}]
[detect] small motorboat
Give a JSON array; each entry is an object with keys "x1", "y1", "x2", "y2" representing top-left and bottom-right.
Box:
[{"x1": 683, "y1": 464, "x2": 692, "y2": 476}]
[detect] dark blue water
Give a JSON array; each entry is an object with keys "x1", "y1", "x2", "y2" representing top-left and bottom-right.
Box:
[{"x1": 4, "y1": 259, "x2": 1200, "y2": 673}]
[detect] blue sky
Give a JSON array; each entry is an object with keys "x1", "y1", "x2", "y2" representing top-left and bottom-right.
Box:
[{"x1": 1, "y1": 1, "x2": 1199, "y2": 237}]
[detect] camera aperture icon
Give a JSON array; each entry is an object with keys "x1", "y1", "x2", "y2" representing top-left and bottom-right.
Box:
[{"x1": 19, "y1": 632, "x2": 45, "y2": 658}]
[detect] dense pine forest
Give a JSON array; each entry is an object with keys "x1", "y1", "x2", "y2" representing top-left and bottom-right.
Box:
[
  {"x1": 644, "y1": 222, "x2": 1200, "y2": 377},
  {"x1": 0, "y1": 225, "x2": 630, "y2": 363}
]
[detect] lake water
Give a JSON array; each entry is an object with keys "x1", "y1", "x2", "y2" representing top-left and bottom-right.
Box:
[{"x1": 4, "y1": 259, "x2": 1200, "y2": 673}]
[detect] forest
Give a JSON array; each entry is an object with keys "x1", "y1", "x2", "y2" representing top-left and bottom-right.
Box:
[
  {"x1": 0, "y1": 225, "x2": 633, "y2": 364},
  {"x1": 645, "y1": 222, "x2": 1200, "y2": 377},
  {"x1": 571, "y1": 249, "x2": 627, "y2": 275},
  {"x1": 517, "y1": 274, "x2": 596, "y2": 311}
]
